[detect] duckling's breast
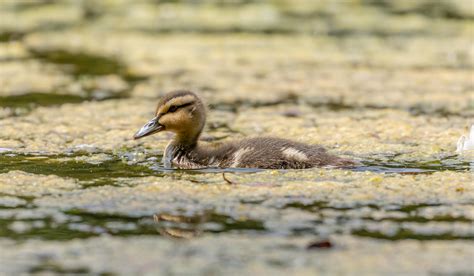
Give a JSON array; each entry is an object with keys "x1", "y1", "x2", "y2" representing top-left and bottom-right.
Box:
[{"x1": 163, "y1": 143, "x2": 216, "y2": 169}]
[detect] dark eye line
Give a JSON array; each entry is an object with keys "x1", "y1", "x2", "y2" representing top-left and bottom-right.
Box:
[{"x1": 167, "y1": 102, "x2": 194, "y2": 113}]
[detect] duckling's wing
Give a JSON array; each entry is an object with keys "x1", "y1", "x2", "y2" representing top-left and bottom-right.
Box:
[{"x1": 228, "y1": 137, "x2": 347, "y2": 169}]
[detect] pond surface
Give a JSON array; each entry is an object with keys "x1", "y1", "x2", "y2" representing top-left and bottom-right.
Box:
[{"x1": 0, "y1": 0, "x2": 473, "y2": 275}]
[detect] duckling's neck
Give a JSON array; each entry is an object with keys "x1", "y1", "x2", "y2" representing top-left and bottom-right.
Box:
[
  {"x1": 172, "y1": 130, "x2": 201, "y2": 149},
  {"x1": 164, "y1": 132, "x2": 202, "y2": 168}
]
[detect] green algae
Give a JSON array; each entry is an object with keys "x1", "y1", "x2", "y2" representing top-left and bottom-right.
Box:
[
  {"x1": 0, "y1": 209, "x2": 265, "y2": 241},
  {"x1": 29, "y1": 49, "x2": 147, "y2": 82},
  {"x1": 1, "y1": 153, "x2": 469, "y2": 187},
  {"x1": 0, "y1": 206, "x2": 470, "y2": 241},
  {"x1": 29, "y1": 264, "x2": 91, "y2": 275},
  {"x1": 0, "y1": 217, "x2": 98, "y2": 241},
  {"x1": 0, "y1": 167, "x2": 472, "y2": 275},
  {"x1": 365, "y1": 0, "x2": 474, "y2": 20},
  {"x1": 1, "y1": 1, "x2": 473, "y2": 274},
  {"x1": 352, "y1": 229, "x2": 473, "y2": 241},
  {"x1": 1, "y1": 49, "x2": 147, "y2": 113},
  {"x1": 1, "y1": 1, "x2": 62, "y2": 12},
  {"x1": 0, "y1": 154, "x2": 159, "y2": 183},
  {"x1": 0, "y1": 154, "x2": 263, "y2": 184},
  {"x1": 0, "y1": 91, "x2": 129, "y2": 111},
  {"x1": 356, "y1": 156, "x2": 472, "y2": 173},
  {"x1": 363, "y1": 223, "x2": 470, "y2": 240},
  {"x1": 0, "y1": 31, "x2": 25, "y2": 42},
  {"x1": 30, "y1": 50, "x2": 126, "y2": 76},
  {"x1": 0, "y1": 93, "x2": 86, "y2": 109}
]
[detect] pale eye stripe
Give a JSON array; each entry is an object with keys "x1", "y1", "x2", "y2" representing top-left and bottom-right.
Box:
[
  {"x1": 167, "y1": 95, "x2": 196, "y2": 107},
  {"x1": 167, "y1": 102, "x2": 194, "y2": 113},
  {"x1": 159, "y1": 95, "x2": 196, "y2": 114}
]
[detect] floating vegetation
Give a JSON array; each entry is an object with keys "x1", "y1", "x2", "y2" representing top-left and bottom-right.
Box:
[
  {"x1": 355, "y1": 156, "x2": 472, "y2": 174},
  {"x1": 0, "y1": 0, "x2": 473, "y2": 274},
  {"x1": 0, "y1": 154, "x2": 158, "y2": 183},
  {"x1": 29, "y1": 49, "x2": 147, "y2": 83},
  {"x1": 0, "y1": 91, "x2": 130, "y2": 117},
  {"x1": 0, "y1": 204, "x2": 471, "y2": 241},
  {"x1": 0, "y1": 31, "x2": 25, "y2": 42},
  {"x1": 0, "y1": 93, "x2": 86, "y2": 109},
  {"x1": 352, "y1": 229, "x2": 473, "y2": 241},
  {"x1": 30, "y1": 50, "x2": 126, "y2": 76},
  {"x1": 0, "y1": 209, "x2": 266, "y2": 241},
  {"x1": 2, "y1": 152, "x2": 469, "y2": 185},
  {"x1": 1, "y1": 91, "x2": 128, "y2": 106}
]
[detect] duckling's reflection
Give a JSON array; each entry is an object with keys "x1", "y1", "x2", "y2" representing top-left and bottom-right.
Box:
[{"x1": 153, "y1": 213, "x2": 209, "y2": 239}]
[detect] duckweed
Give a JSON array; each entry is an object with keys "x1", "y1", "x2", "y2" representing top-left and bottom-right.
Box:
[
  {"x1": 0, "y1": 154, "x2": 158, "y2": 183},
  {"x1": 1, "y1": 0, "x2": 473, "y2": 274},
  {"x1": 30, "y1": 50, "x2": 126, "y2": 76}
]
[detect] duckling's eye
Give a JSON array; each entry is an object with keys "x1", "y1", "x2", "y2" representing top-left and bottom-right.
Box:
[
  {"x1": 167, "y1": 102, "x2": 194, "y2": 113},
  {"x1": 168, "y1": 105, "x2": 178, "y2": 113}
]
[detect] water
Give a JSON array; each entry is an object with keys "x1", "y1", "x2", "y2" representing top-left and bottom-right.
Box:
[
  {"x1": 1, "y1": 1, "x2": 472, "y2": 273},
  {"x1": 0, "y1": 152, "x2": 471, "y2": 242},
  {"x1": 354, "y1": 156, "x2": 472, "y2": 174}
]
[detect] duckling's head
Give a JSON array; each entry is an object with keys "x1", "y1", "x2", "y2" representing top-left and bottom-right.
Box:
[{"x1": 134, "y1": 90, "x2": 206, "y2": 143}]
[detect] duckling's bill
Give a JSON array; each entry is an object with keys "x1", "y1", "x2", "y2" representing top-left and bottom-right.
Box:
[{"x1": 134, "y1": 116, "x2": 164, "y2": 139}]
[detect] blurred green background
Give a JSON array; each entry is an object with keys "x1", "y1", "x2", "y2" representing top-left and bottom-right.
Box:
[{"x1": 1, "y1": 0, "x2": 473, "y2": 38}]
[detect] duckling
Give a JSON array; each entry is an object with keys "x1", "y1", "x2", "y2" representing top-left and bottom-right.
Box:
[{"x1": 134, "y1": 90, "x2": 355, "y2": 169}]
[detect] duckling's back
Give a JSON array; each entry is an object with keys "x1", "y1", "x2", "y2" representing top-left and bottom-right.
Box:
[{"x1": 208, "y1": 137, "x2": 354, "y2": 169}]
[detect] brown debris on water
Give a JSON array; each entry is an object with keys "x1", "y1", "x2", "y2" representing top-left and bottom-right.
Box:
[{"x1": 306, "y1": 239, "x2": 334, "y2": 250}]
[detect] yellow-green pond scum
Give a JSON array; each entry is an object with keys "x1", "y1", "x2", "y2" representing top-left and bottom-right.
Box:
[{"x1": 0, "y1": 1, "x2": 473, "y2": 275}]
